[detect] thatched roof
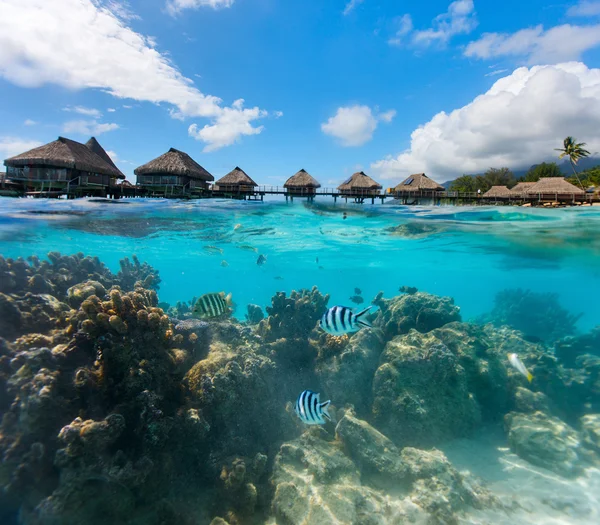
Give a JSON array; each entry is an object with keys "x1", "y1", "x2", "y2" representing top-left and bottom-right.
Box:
[
  {"x1": 483, "y1": 186, "x2": 513, "y2": 198},
  {"x1": 510, "y1": 182, "x2": 536, "y2": 194},
  {"x1": 338, "y1": 171, "x2": 382, "y2": 191},
  {"x1": 134, "y1": 148, "x2": 213, "y2": 181},
  {"x1": 4, "y1": 136, "x2": 123, "y2": 178},
  {"x1": 394, "y1": 173, "x2": 444, "y2": 192},
  {"x1": 284, "y1": 169, "x2": 321, "y2": 189},
  {"x1": 85, "y1": 137, "x2": 125, "y2": 179},
  {"x1": 216, "y1": 166, "x2": 258, "y2": 187},
  {"x1": 527, "y1": 177, "x2": 584, "y2": 195}
]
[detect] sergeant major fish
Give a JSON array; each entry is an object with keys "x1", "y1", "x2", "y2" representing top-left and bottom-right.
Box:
[
  {"x1": 319, "y1": 305, "x2": 373, "y2": 335},
  {"x1": 192, "y1": 292, "x2": 233, "y2": 319},
  {"x1": 349, "y1": 295, "x2": 364, "y2": 305},
  {"x1": 257, "y1": 254, "x2": 267, "y2": 266},
  {"x1": 295, "y1": 390, "x2": 331, "y2": 425},
  {"x1": 508, "y1": 353, "x2": 533, "y2": 383},
  {"x1": 204, "y1": 245, "x2": 223, "y2": 255}
]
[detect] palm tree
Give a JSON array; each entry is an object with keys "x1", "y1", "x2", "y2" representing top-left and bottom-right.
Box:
[{"x1": 555, "y1": 136, "x2": 590, "y2": 189}]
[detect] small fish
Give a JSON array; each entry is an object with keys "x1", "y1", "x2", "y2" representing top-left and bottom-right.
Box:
[
  {"x1": 234, "y1": 223, "x2": 242, "y2": 231},
  {"x1": 349, "y1": 295, "x2": 364, "y2": 305},
  {"x1": 342, "y1": 212, "x2": 347, "y2": 220},
  {"x1": 274, "y1": 276, "x2": 284, "y2": 280},
  {"x1": 257, "y1": 254, "x2": 267, "y2": 266},
  {"x1": 220, "y1": 260, "x2": 229, "y2": 267},
  {"x1": 204, "y1": 245, "x2": 223, "y2": 255},
  {"x1": 318, "y1": 266, "x2": 324, "y2": 270},
  {"x1": 319, "y1": 305, "x2": 373, "y2": 335},
  {"x1": 295, "y1": 390, "x2": 331, "y2": 425},
  {"x1": 508, "y1": 353, "x2": 533, "y2": 383},
  {"x1": 399, "y1": 286, "x2": 418, "y2": 295},
  {"x1": 354, "y1": 288, "x2": 362, "y2": 295},
  {"x1": 192, "y1": 292, "x2": 233, "y2": 319},
  {"x1": 316, "y1": 257, "x2": 319, "y2": 264},
  {"x1": 238, "y1": 244, "x2": 258, "y2": 253}
]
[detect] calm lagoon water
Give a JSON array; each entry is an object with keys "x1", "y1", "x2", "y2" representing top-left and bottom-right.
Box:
[{"x1": 2, "y1": 197, "x2": 599, "y2": 330}]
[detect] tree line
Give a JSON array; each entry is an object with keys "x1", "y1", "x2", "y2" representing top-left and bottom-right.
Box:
[{"x1": 449, "y1": 137, "x2": 598, "y2": 193}]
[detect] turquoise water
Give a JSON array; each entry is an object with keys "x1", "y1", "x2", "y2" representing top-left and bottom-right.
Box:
[
  {"x1": 1, "y1": 197, "x2": 599, "y2": 330},
  {"x1": 2, "y1": 197, "x2": 600, "y2": 525}
]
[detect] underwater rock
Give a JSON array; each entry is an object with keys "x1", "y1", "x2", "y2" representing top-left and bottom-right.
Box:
[
  {"x1": 505, "y1": 411, "x2": 584, "y2": 477},
  {"x1": 335, "y1": 413, "x2": 408, "y2": 488},
  {"x1": 485, "y1": 288, "x2": 581, "y2": 344},
  {"x1": 315, "y1": 328, "x2": 384, "y2": 416},
  {"x1": 245, "y1": 304, "x2": 264, "y2": 324},
  {"x1": 185, "y1": 343, "x2": 296, "y2": 459},
  {"x1": 555, "y1": 326, "x2": 600, "y2": 367},
  {"x1": 373, "y1": 291, "x2": 461, "y2": 340},
  {"x1": 513, "y1": 386, "x2": 551, "y2": 413},
  {"x1": 271, "y1": 424, "x2": 495, "y2": 525},
  {"x1": 372, "y1": 328, "x2": 482, "y2": 447},
  {"x1": 580, "y1": 414, "x2": 600, "y2": 454}
]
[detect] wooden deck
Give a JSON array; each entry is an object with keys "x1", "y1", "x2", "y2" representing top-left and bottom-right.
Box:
[{"x1": 1, "y1": 182, "x2": 598, "y2": 205}]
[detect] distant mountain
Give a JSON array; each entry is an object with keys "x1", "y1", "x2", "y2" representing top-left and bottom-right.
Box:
[{"x1": 441, "y1": 157, "x2": 599, "y2": 188}]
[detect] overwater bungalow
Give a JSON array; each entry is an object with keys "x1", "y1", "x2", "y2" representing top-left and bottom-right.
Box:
[
  {"x1": 284, "y1": 169, "x2": 321, "y2": 196},
  {"x1": 337, "y1": 171, "x2": 382, "y2": 197},
  {"x1": 483, "y1": 186, "x2": 513, "y2": 198},
  {"x1": 526, "y1": 177, "x2": 584, "y2": 196},
  {"x1": 510, "y1": 182, "x2": 536, "y2": 195},
  {"x1": 393, "y1": 173, "x2": 444, "y2": 194},
  {"x1": 214, "y1": 167, "x2": 258, "y2": 194},
  {"x1": 134, "y1": 148, "x2": 213, "y2": 197},
  {"x1": 3, "y1": 136, "x2": 124, "y2": 196}
]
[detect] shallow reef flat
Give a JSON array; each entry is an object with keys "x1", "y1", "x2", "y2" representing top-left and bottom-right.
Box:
[{"x1": 0, "y1": 252, "x2": 599, "y2": 524}]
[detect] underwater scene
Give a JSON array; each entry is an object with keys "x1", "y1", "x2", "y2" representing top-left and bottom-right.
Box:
[{"x1": 1, "y1": 197, "x2": 600, "y2": 525}]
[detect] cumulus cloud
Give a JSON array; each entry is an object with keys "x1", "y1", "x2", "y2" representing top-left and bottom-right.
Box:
[
  {"x1": 188, "y1": 99, "x2": 267, "y2": 152},
  {"x1": 343, "y1": 0, "x2": 364, "y2": 16},
  {"x1": 321, "y1": 105, "x2": 395, "y2": 147},
  {"x1": 63, "y1": 105, "x2": 102, "y2": 118},
  {"x1": 63, "y1": 120, "x2": 120, "y2": 136},
  {"x1": 465, "y1": 24, "x2": 600, "y2": 64},
  {"x1": 0, "y1": 0, "x2": 267, "y2": 152},
  {"x1": 166, "y1": 0, "x2": 234, "y2": 16},
  {"x1": 567, "y1": 1, "x2": 600, "y2": 17},
  {"x1": 371, "y1": 63, "x2": 600, "y2": 181},
  {"x1": 0, "y1": 137, "x2": 43, "y2": 159},
  {"x1": 390, "y1": 1, "x2": 476, "y2": 47}
]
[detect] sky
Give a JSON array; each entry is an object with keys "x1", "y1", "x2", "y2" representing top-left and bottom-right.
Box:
[{"x1": 1, "y1": 0, "x2": 600, "y2": 185}]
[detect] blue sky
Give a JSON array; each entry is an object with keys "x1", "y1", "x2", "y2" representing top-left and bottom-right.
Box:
[{"x1": 1, "y1": 0, "x2": 600, "y2": 185}]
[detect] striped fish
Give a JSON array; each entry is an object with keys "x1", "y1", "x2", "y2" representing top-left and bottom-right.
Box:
[
  {"x1": 192, "y1": 292, "x2": 233, "y2": 319},
  {"x1": 295, "y1": 390, "x2": 331, "y2": 425},
  {"x1": 319, "y1": 305, "x2": 373, "y2": 335}
]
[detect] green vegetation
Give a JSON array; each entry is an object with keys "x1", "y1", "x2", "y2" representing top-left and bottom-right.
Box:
[
  {"x1": 555, "y1": 136, "x2": 590, "y2": 189},
  {"x1": 524, "y1": 162, "x2": 562, "y2": 182},
  {"x1": 449, "y1": 167, "x2": 515, "y2": 193},
  {"x1": 567, "y1": 165, "x2": 600, "y2": 189}
]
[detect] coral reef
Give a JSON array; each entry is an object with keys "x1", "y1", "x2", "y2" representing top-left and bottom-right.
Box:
[
  {"x1": 555, "y1": 326, "x2": 600, "y2": 367},
  {"x1": 245, "y1": 304, "x2": 264, "y2": 324},
  {"x1": 486, "y1": 288, "x2": 582, "y2": 343}
]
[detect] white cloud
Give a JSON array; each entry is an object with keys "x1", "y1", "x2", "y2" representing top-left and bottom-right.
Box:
[
  {"x1": 274, "y1": 110, "x2": 284, "y2": 119},
  {"x1": 105, "y1": 149, "x2": 119, "y2": 163},
  {"x1": 63, "y1": 120, "x2": 120, "y2": 136},
  {"x1": 567, "y1": 1, "x2": 600, "y2": 17},
  {"x1": 23, "y1": 119, "x2": 37, "y2": 126},
  {"x1": 388, "y1": 14, "x2": 413, "y2": 46},
  {"x1": 188, "y1": 99, "x2": 267, "y2": 152},
  {"x1": 391, "y1": 0, "x2": 476, "y2": 48},
  {"x1": 321, "y1": 105, "x2": 395, "y2": 147},
  {"x1": 63, "y1": 105, "x2": 102, "y2": 118},
  {"x1": 465, "y1": 24, "x2": 600, "y2": 64},
  {"x1": 166, "y1": 0, "x2": 234, "y2": 16},
  {"x1": 107, "y1": 108, "x2": 116, "y2": 112},
  {"x1": 371, "y1": 62, "x2": 600, "y2": 182},
  {"x1": 485, "y1": 68, "x2": 509, "y2": 77},
  {"x1": 0, "y1": 0, "x2": 267, "y2": 152},
  {"x1": 343, "y1": 0, "x2": 364, "y2": 16},
  {"x1": 0, "y1": 137, "x2": 43, "y2": 159}
]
